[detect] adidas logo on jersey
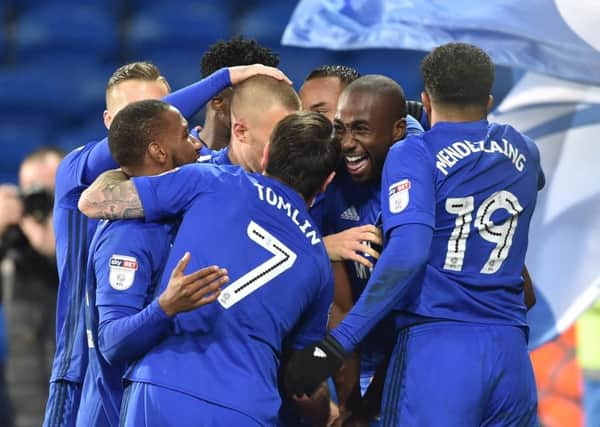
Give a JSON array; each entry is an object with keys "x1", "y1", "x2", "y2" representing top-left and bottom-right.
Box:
[
  {"x1": 313, "y1": 347, "x2": 327, "y2": 358},
  {"x1": 340, "y1": 206, "x2": 360, "y2": 221}
]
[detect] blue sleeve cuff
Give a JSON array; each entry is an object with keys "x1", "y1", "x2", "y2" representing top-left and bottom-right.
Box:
[
  {"x1": 149, "y1": 298, "x2": 170, "y2": 320},
  {"x1": 329, "y1": 328, "x2": 354, "y2": 354}
]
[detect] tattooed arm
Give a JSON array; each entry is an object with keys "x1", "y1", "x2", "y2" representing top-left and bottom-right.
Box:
[{"x1": 78, "y1": 170, "x2": 144, "y2": 219}]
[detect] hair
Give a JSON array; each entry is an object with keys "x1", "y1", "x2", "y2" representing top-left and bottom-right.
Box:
[
  {"x1": 305, "y1": 65, "x2": 360, "y2": 86},
  {"x1": 201, "y1": 37, "x2": 279, "y2": 78},
  {"x1": 231, "y1": 75, "x2": 301, "y2": 118},
  {"x1": 343, "y1": 74, "x2": 407, "y2": 119},
  {"x1": 23, "y1": 146, "x2": 65, "y2": 163},
  {"x1": 421, "y1": 43, "x2": 494, "y2": 106},
  {"x1": 266, "y1": 112, "x2": 341, "y2": 200},
  {"x1": 106, "y1": 61, "x2": 171, "y2": 94},
  {"x1": 108, "y1": 100, "x2": 172, "y2": 168}
]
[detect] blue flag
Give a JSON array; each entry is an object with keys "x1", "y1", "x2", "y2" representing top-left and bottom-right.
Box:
[{"x1": 282, "y1": 0, "x2": 600, "y2": 85}]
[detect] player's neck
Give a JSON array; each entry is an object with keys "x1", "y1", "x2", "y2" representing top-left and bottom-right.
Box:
[
  {"x1": 227, "y1": 138, "x2": 242, "y2": 166},
  {"x1": 263, "y1": 172, "x2": 311, "y2": 207},
  {"x1": 122, "y1": 163, "x2": 163, "y2": 178},
  {"x1": 430, "y1": 104, "x2": 487, "y2": 126}
]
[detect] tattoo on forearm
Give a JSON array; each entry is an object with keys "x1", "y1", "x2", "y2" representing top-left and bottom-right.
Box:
[{"x1": 80, "y1": 170, "x2": 144, "y2": 219}]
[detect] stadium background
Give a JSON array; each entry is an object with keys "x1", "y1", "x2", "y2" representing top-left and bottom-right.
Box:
[{"x1": 0, "y1": 0, "x2": 584, "y2": 425}]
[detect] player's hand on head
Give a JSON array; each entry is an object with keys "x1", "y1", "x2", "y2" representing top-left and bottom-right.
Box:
[
  {"x1": 323, "y1": 225, "x2": 383, "y2": 268},
  {"x1": 284, "y1": 335, "x2": 346, "y2": 398},
  {"x1": 228, "y1": 64, "x2": 292, "y2": 86},
  {"x1": 158, "y1": 252, "x2": 228, "y2": 317}
]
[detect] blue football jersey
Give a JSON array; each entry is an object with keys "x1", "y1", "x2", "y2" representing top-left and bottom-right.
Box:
[
  {"x1": 49, "y1": 71, "x2": 231, "y2": 387},
  {"x1": 78, "y1": 219, "x2": 174, "y2": 426},
  {"x1": 126, "y1": 164, "x2": 333, "y2": 425},
  {"x1": 381, "y1": 120, "x2": 543, "y2": 328},
  {"x1": 318, "y1": 114, "x2": 424, "y2": 378},
  {"x1": 51, "y1": 140, "x2": 117, "y2": 383},
  {"x1": 321, "y1": 114, "x2": 424, "y2": 297}
]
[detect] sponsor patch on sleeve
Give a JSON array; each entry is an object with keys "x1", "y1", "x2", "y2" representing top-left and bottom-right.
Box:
[
  {"x1": 109, "y1": 255, "x2": 138, "y2": 291},
  {"x1": 388, "y1": 179, "x2": 411, "y2": 213}
]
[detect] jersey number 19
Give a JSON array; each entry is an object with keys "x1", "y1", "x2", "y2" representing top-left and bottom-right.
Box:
[{"x1": 443, "y1": 190, "x2": 522, "y2": 274}]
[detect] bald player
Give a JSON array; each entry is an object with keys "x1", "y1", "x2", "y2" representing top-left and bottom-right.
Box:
[
  {"x1": 299, "y1": 65, "x2": 383, "y2": 270},
  {"x1": 207, "y1": 75, "x2": 301, "y2": 171},
  {"x1": 319, "y1": 75, "x2": 424, "y2": 423}
]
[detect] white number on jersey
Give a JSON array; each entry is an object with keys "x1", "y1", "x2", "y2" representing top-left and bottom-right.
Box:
[
  {"x1": 218, "y1": 221, "x2": 297, "y2": 309},
  {"x1": 444, "y1": 191, "x2": 522, "y2": 274}
]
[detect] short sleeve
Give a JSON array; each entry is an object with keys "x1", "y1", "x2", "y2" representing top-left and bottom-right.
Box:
[
  {"x1": 381, "y1": 137, "x2": 435, "y2": 237},
  {"x1": 288, "y1": 261, "x2": 334, "y2": 349},
  {"x1": 131, "y1": 163, "x2": 221, "y2": 222},
  {"x1": 95, "y1": 225, "x2": 165, "y2": 310}
]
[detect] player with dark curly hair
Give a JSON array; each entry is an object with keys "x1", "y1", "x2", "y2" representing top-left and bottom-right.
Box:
[
  {"x1": 196, "y1": 37, "x2": 280, "y2": 150},
  {"x1": 285, "y1": 42, "x2": 544, "y2": 426}
]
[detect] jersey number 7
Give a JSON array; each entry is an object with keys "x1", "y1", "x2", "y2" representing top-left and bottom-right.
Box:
[
  {"x1": 218, "y1": 221, "x2": 298, "y2": 309},
  {"x1": 444, "y1": 190, "x2": 522, "y2": 274}
]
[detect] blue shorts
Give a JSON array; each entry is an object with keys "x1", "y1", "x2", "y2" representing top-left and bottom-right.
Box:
[
  {"x1": 42, "y1": 380, "x2": 82, "y2": 427},
  {"x1": 120, "y1": 382, "x2": 263, "y2": 427},
  {"x1": 381, "y1": 322, "x2": 538, "y2": 427}
]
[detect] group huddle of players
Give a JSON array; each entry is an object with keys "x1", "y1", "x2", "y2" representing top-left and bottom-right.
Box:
[{"x1": 42, "y1": 37, "x2": 544, "y2": 427}]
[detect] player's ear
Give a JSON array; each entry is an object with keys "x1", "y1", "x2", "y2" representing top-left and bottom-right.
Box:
[
  {"x1": 487, "y1": 95, "x2": 494, "y2": 113},
  {"x1": 421, "y1": 91, "x2": 432, "y2": 118},
  {"x1": 103, "y1": 110, "x2": 111, "y2": 130},
  {"x1": 232, "y1": 118, "x2": 248, "y2": 144},
  {"x1": 260, "y1": 141, "x2": 270, "y2": 172},
  {"x1": 210, "y1": 96, "x2": 224, "y2": 112},
  {"x1": 147, "y1": 141, "x2": 166, "y2": 163},
  {"x1": 392, "y1": 117, "x2": 407, "y2": 141},
  {"x1": 319, "y1": 171, "x2": 336, "y2": 194}
]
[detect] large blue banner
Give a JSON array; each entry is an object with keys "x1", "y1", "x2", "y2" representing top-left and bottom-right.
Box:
[
  {"x1": 284, "y1": 0, "x2": 600, "y2": 349},
  {"x1": 283, "y1": 0, "x2": 600, "y2": 85}
]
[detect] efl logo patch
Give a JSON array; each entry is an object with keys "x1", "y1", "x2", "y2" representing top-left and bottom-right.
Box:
[
  {"x1": 109, "y1": 255, "x2": 138, "y2": 291},
  {"x1": 389, "y1": 179, "x2": 411, "y2": 213}
]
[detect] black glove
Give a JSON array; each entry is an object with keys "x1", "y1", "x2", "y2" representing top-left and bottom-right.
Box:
[{"x1": 284, "y1": 334, "x2": 346, "y2": 397}]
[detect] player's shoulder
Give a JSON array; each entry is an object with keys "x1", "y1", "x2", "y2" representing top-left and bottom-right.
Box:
[
  {"x1": 97, "y1": 219, "x2": 171, "y2": 251},
  {"x1": 57, "y1": 139, "x2": 103, "y2": 175},
  {"x1": 489, "y1": 121, "x2": 540, "y2": 157},
  {"x1": 389, "y1": 131, "x2": 431, "y2": 160}
]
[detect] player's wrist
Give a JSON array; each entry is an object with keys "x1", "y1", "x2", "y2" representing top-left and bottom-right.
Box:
[
  {"x1": 328, "y1": 329, "x2": 353, "y2": 355},
  {"x1": 157, "y1": 293, "x2": 176, "y2": 317}
]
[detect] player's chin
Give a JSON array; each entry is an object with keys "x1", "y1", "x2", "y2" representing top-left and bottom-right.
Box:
[{"x1": 346, "y1": 161, "x2": 372, "y2": 183}]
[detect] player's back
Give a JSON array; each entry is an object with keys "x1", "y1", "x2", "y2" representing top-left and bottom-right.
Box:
[
  {"x1": 127, "y1": 165, "x2": 332, "y2": 425},
  {"x1": 394, "y1": 119, "x2": 542, "y2": 328}
]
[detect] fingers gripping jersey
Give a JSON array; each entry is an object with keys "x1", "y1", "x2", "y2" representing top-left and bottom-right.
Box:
[
  {"x1": 127, "y1": 164, "x2": 334, "y2": 425},
  {"x1": 381, "y1": 120, "x2": 544, "y2": 328}
]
